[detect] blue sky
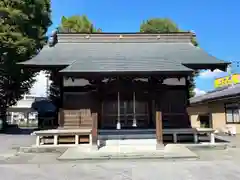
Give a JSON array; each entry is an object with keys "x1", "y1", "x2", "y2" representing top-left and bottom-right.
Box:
[{"x1": 47, "y1": 0, "x2": 240, "y2": 95}]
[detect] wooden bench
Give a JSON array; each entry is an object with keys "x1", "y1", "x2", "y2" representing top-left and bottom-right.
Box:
[
  {"x1": 163, "y1": 128, "x2": 215, "y2": 144},
  {"x1": 31, "y1": 128, "x2": 92, "y2": 146}
]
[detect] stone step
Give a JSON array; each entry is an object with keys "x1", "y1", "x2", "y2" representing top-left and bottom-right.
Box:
[
  {"x1": 98, "y1": 144, "x2": 160, "y2": 153},
  {"x1": 98, "y1": 134, "x2": 156, "y2": 140},
  {"x1": 102, "y1": 139, "x2": 157, "y2": 146}
]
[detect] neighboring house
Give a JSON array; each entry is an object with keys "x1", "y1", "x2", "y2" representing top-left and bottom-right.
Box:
[
  {"x1": 7, "y1": 95, "x2": 38, "y2": 126},
  {"x1": 7, "y1": 95, "x2": 57, "y2": 128},
  {"x1": 188, "y1": 84, "x2": 240, "y2": 135}
]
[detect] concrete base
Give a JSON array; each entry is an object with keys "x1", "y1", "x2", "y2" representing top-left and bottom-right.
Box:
[
  {"x1": 185, "y1": 143, "x2": 229, "y2": 150},
  {"x1": 163, "y1": 144, "x2": 197, "y2": 158},
  {"x1": 91, "y1": 145, "x2": 99, "y2": 151},
  {"x1": 57, "y1": 144, "x2": 198, "y2": 161},
  {"x1": 18, "y1": 144, "x2": 91, "y2": 153},
  {"x1": 156, "y1": 143, "x2": 164, "y2": 150}
]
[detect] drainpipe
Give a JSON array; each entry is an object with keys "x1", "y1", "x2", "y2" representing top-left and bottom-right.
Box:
[{"x1": 132, "y1": 91, "x2": 137, "y2": 127}]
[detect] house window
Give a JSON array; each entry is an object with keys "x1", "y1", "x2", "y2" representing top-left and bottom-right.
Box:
[{"x1": 225, "y1": 103, "x2": 240, "y2": 123}]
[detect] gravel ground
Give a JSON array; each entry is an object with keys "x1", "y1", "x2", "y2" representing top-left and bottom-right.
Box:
[{"x1": 1, "y1": 134, "x2": 240, "y2": 179}]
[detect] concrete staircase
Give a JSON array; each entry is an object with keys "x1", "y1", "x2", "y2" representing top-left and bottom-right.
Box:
[
  {"x1": 98, "y1": 139, "x2": 159, "y2": 153},
  {"x1": 98, "y1": 129, "x2": 155, "y2": 139},
  {"x1": 102, "y1": 139, "x2": 157, "y2": 146},
  {"x1": 98, "y1": 129, "x2": 157, "y2": 149}
]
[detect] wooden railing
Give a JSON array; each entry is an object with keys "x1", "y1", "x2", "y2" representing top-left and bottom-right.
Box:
[
  {"x1": 58, "y1": 109, "x2": 98, "y2": 148},
  {"x1": 58, "y1": 109, "x2": 94, "y2": 129}
]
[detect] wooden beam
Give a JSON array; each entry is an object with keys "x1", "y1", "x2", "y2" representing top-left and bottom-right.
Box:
[
  {"x1": 91, "y1": 113, "x2": 98, "y2": 149},
  {"x1": 156, "y1": 111, "x2": 163, "y2": 144}
]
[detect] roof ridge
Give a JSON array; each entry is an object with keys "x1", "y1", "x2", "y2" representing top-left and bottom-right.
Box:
[
  {"x1": 56, "y1": 32, "x2": 195, "y2": 35},
  {"x1": 48, "y1": 32, "x2": 193, "y2": 45}
]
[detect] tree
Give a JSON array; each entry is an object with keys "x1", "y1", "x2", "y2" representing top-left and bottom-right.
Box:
[
  {"x1": 58, "y1": 15, "x2": 102, "y2": 33},
  {"x1": 140, "y1": 18, "x2": 198, "y2": 97},
  {"x1": 0, "y1": 0, "x2": 52, "y2": 126}
]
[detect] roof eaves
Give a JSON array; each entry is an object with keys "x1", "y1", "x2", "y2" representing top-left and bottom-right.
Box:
[
  {"x1": 190, "y1": 86, "x2": 240, "y2": 104},
  {"x1": 190, "y1": 93, "x2": 240, "y2": 105}
]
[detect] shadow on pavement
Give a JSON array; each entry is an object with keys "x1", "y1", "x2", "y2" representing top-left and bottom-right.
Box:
[{"x1": 1, "y1": 125, "x2": 37, "y2": 135}]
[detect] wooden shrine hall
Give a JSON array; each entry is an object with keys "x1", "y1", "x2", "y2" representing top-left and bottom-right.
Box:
[{"x1": 20, "y1": 32, "x2": 228, "y2": 146}]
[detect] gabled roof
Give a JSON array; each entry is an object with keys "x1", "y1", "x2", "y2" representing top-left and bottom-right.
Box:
[
  {"x1": 20, "y1": 32, "x2": 229, "y2": 73},
  {"x1": 190, "y1": 84, "x2": 240, "y2": 104}
]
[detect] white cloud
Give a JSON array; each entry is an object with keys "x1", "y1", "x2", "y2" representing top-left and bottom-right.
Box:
[
  {"x1": 30, "y1": 71, "x2": 51, "y2": 97},
  {"x1": 199, "y1": 69, "x2": 224, "y2": 79},
  {"x1": 193, "y1": 88, "x2": 206, "y2": 96}
]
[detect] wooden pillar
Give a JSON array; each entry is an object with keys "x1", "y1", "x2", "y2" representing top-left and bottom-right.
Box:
[
  {"x1": 156, "y1": 111, "x2": 163, "y2": 145},
  {"x1": 185, "y1": 76, "x2": 191, "y2": 127},
  {"x1": 185, "y1": 76, "x2": 190, "y2": 106},
  {"x1": 58, "y1": 108, "x2": 64, "y2": 128},
  {"x1": 91, "y1": 113, "x2": 98, "y2": 149},
  {"x1": 58, "y1": 75, "x2": 64, "y2": 128},
  {"x1": 60, "y1": 75, "x2": 64, "y2": 109}
]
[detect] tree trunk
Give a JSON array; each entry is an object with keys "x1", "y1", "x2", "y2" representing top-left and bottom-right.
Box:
[{"x1": 0, "y1": 105, "x2": 7, "y2": 131}]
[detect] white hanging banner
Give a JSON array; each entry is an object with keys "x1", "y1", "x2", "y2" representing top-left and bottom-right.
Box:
[
  {"x1": 116, "y1": 91, "x2": 121, "y2": 129},
  {"x1": 132, "y1": 91, "x2": 137, "y2": 127}
]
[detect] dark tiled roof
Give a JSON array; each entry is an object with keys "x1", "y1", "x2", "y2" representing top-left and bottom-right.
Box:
[
  {"x1": 60, "y1": 56, "x2": 193, "y2": 73},
  {"x1": 190, "y1": 84, "x2": 240, "y2": 104},
  {"x1": 20, "y1": 33, "x2": 228, "y2": 73}
]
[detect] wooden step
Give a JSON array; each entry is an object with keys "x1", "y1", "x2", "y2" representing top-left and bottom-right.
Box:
[
  {"x1": 64, "y1": 122, "x2": 80, "y2": 125},
  {"x1": 62, "y1": 126, "x2": 80, "y2": 129},
  {"x1": 63, "y1": 125, "x2": 92, "y2": 129}
]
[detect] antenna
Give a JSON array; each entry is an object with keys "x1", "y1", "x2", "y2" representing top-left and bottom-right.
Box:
[
  {"x1": 228, "y1": 60, "x2": 240, "y2": 87},
  {"x1": 228, "y1": 61, "x2": 234, "y2": 87}
]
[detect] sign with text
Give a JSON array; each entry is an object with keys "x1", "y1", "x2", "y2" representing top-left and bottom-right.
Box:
[{"x1": 214, "y1": 74, "x2": 240, "y2": 88}]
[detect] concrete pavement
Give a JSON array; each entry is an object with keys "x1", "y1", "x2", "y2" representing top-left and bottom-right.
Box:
[
  {"x1": 1, "y1": 134, "x2": 240, "y2": 179},
  {"x1": 1, "y1": 160, "x2": 240, "y2": 179}
]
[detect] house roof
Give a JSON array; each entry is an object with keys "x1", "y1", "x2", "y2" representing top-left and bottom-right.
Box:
[
  {"x1": 190, "y1": 84, "x2": 240, "y2": 104},
  {"x1": 20, "y1": 32, "x2": 229, "y2": 73}
]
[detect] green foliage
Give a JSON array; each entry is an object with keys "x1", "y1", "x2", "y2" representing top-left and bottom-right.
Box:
[
  {"x1": 140, "y1": 18, "x2": 179, "y2": 33},
  {"x1": 140, "y1": 18, "x2": 199, "y2": 97},
  {"x1": 58, "y1": 15, "x2": 101, "y2": 33},
  {"x1": 0, "y1": 0, "x2": 52, "y2": 120},
  {"x1": 191, "y1": 37, "x2": 199, "y2": 47}
]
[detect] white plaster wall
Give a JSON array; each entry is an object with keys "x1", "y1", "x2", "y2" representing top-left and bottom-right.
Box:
[{"x1": 163, "y1": 78, "x2": 186, "y2": 85}]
